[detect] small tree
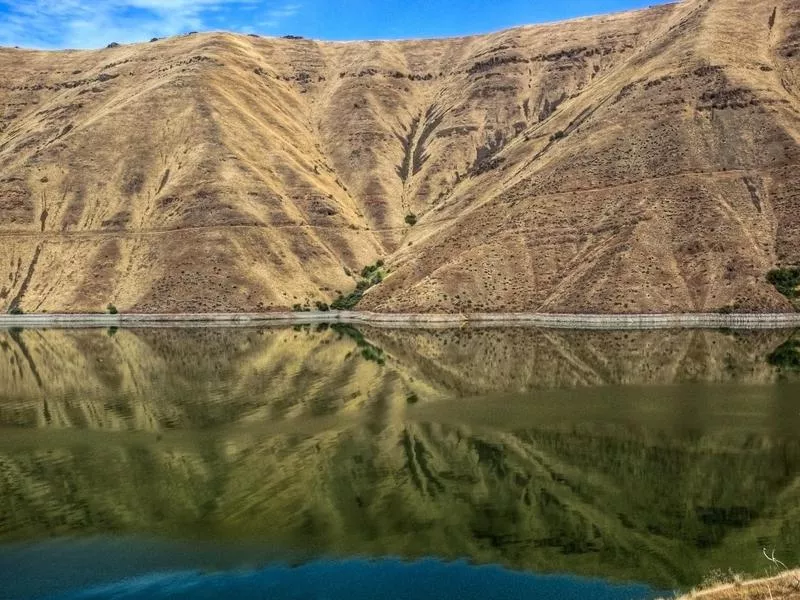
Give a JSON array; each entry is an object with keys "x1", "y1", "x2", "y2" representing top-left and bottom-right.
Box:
[
  {"x1": 107, "y1": 303, "x2": 118, "y2": 315},
  {"x1": 767, "y1": 267, "x2": 800, "y2": 299},
  {"x1": 405, "y1": 213, "x2": 417, "y2": 226}
]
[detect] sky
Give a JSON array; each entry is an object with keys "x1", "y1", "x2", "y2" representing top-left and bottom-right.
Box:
[{"x1": 0, "y1": 0, "x2": 674, "y2": 50}]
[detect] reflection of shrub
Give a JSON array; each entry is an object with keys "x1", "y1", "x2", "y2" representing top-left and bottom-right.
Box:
[
  {"x1": 767, "y1": 339, "x2": 800, "y2": 370},
  {"x1": 332, "y1": 324, "x2": 386, "y2": 365},
  {"x1": 767, "y1": 267, "x2": 800, "y2": 299},
  {"x1": 361, "y1": 346, "x2": 385, "y2": 365}
]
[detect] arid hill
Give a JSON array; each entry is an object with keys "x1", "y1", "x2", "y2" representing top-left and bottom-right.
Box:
[{"x1": 0, "y1": 0, "x2": 798, "y2": 313}]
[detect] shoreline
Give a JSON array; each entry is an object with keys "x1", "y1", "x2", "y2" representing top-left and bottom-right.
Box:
[
  {"x1": 1, "y1": 311, "x2": 799, "y2": 330},
  {"x1": 672, "y1": 569, "x2": 800, "y2": 599}
]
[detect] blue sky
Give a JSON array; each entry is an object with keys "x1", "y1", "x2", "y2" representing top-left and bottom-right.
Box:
[{"x1": 0, "y1": 0, "x2": 673, "y2": 49}]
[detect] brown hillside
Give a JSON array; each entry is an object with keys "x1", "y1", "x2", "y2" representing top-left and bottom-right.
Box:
[{"x1": 0, "y1": 0, "x2": 798, "y2": 313}]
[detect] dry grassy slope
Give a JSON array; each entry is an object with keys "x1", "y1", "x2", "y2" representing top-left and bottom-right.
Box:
[
  {"x1": 0, "y1": 0, "x2": 798, "y2": 313},
  {"x1": 365, "y1": 0, "x2": 800, "y2": 313}
]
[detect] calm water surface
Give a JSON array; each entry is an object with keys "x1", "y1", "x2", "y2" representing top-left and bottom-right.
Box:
[{"x1": 0, "y1": 325, "x2": 799, "y2": 599}]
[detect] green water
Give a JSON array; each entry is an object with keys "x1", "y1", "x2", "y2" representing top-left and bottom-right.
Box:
[{"x1": 0, "y1": 325, "x2": 799, "y2": 592}]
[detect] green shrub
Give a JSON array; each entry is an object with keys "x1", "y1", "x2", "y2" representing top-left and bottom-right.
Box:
[
  {"x1": 550, "y1": 130, "x2": 566, "y2": 142},
  {"x1": 718, "y1": 300, "x2": 744, "y2": 314},
  {"x1": 405, "y1": 213, "x2": 417, "y2": 226},
  {"x1": 334, "y1": 261, "x2": 386, "y2": 310},
  {"x1": 107, "y1": 303, "x2": 118, "y2": 315},
  {"x1": 406, "y1": 393, "x2": 419, "y2": 404},
  {"x1": 315, "y1": 301, "x2": 330, "y2": 312},
  {"x1": 361, "y1": 262, "x2": 386, "y2": 284},
  {"x1": 8, "y1": 305, "x2": 23, "y2": 315},
  {"x1": 767, "y1": 267, "x2": 800, "y2": 299},
  {"x1": 331, "y1": 290, "x2": 363, "y2": 310}
]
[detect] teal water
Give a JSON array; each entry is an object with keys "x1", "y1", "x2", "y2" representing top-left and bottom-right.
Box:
[
  {"x1": 0, "y1": 538, "x2": 662, "y2": 600},
  {"x1": 0, "y1": 326, "x2": 799, "y2": 598}
]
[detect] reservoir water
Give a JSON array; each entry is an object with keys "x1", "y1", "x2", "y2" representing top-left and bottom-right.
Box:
[{"x1": 0, "y1": 325, "x2": 798, "y2": 599}]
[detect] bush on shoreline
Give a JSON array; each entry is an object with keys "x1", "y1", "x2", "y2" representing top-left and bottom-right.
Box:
[
  {"x1": 767, "y1": 267, "x2": 800, "y2": 299},
  {"x1": 332, "y1": 260, "x2": 386, "y2": 310}
]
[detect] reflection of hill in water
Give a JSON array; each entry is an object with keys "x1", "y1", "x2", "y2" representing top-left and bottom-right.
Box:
[
  {"x1": 1, "y1": 327, "x2": 798, "y2": 430},
  {"x1": 0, "y1": 326, "x2": 420, "y2": 429},
  {"x1": 370, "y1": 328, "x2": 800, "y2": 393},
  {"x1": 0, "y1": 326, "x2": 799, "y2": 589}
]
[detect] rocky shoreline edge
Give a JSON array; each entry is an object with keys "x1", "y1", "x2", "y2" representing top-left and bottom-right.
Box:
[{"x1": 1, "y1": 311, "x2": 799, "y2": 329}]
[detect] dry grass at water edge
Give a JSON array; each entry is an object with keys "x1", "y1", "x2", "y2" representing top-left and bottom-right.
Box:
[{"x1": 667, "y1": 570, "x2": 800, "y2": 600}]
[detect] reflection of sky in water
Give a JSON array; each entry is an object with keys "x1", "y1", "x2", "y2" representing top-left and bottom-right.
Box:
[{"x1": 0, "y1": 539, "x2": 662, "y2": 600}]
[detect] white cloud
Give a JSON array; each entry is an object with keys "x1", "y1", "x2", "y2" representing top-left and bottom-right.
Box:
[
  {"x1": 260, "y1": 3, "x2": 301, "y2": 29},
  {"x1": 0, "y1": 0, "x2": 302, "y2": 49}
]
